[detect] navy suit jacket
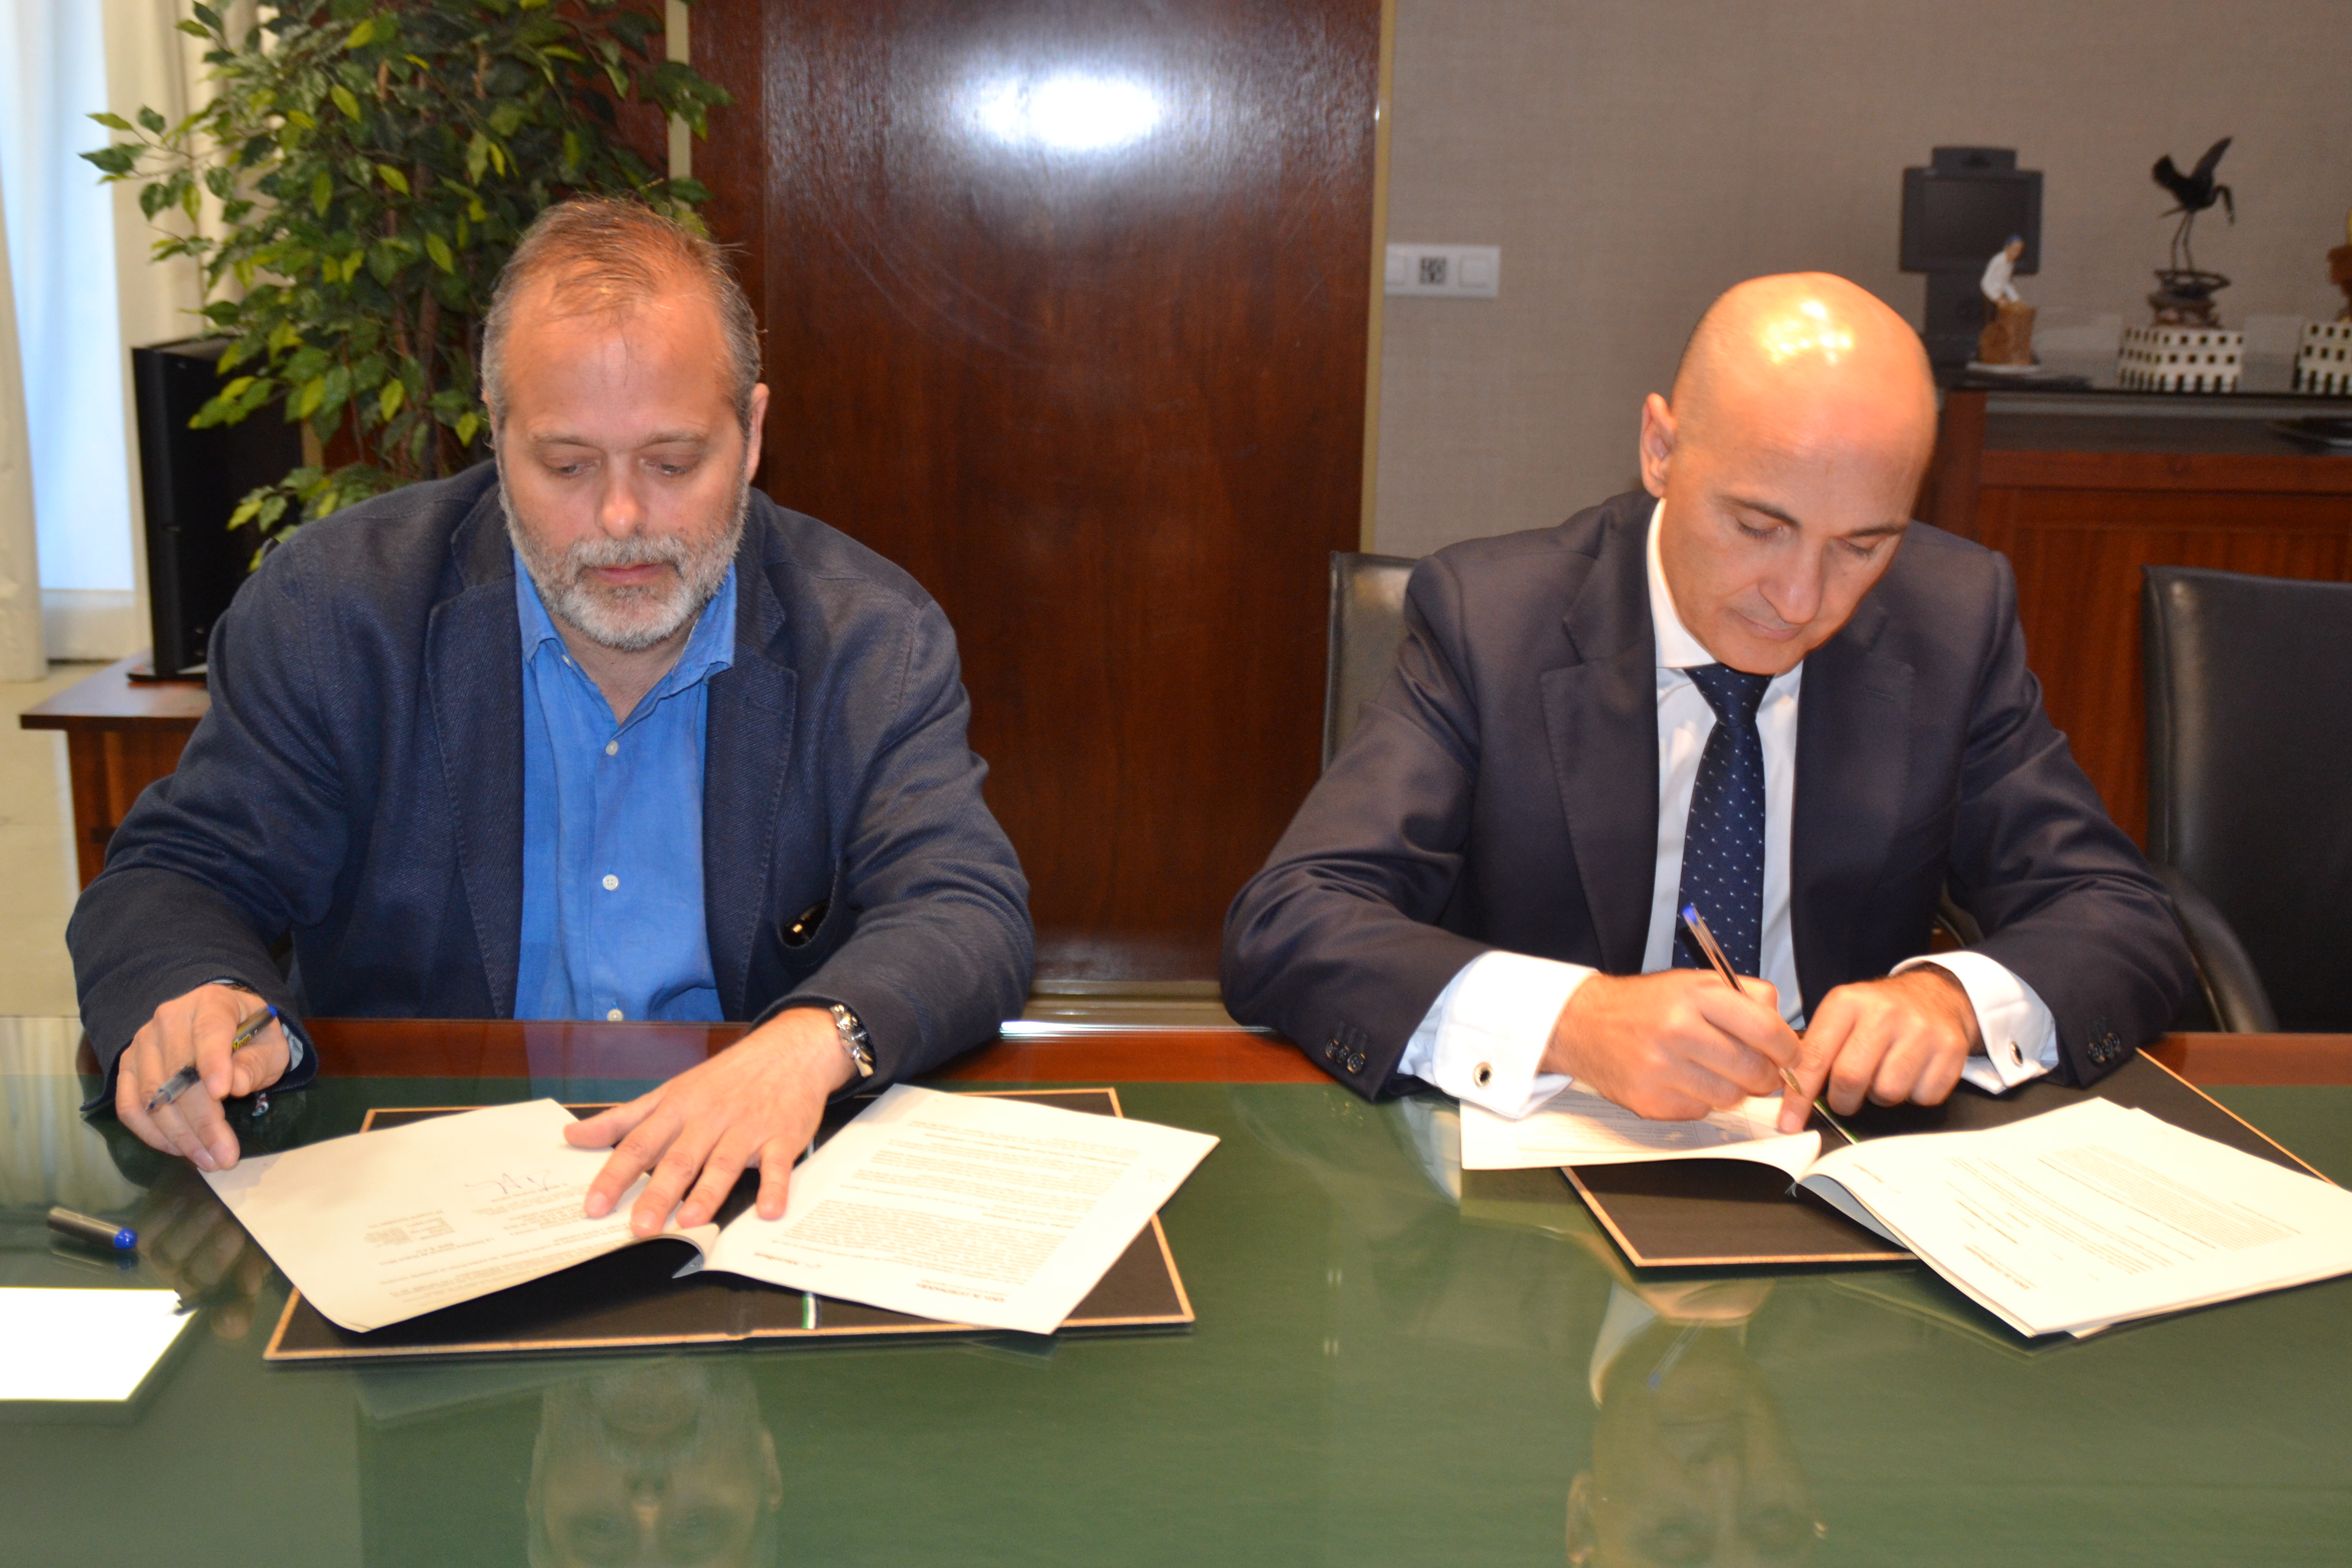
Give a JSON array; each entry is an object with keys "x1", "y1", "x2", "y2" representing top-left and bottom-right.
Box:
[
  {"x1": 1222, "y1": 491, "x2": 2193, "y2": 1097},
  {"x1": 70, "y1": 463, "x2": 1033, "y2": 1094}
]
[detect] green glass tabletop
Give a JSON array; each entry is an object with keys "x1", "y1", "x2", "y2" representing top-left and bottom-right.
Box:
[{"x1": 4, "y1": 1061, "x2": 2349, "y2": 1566}]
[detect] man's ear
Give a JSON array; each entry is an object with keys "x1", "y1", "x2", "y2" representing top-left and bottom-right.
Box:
[
  {"x1": 1638, "y1": 393, "x2": 1676, "y2": 499},
  {"x1": 743, "y1": 382, "x2": 771, "y2": 483}
]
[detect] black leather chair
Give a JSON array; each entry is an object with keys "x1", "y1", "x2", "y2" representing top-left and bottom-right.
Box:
[
  {"x1": 2143, "y1": 565, "x2": 2352, "y2": 1032},
  {"x1": 1323, "y1": 551, "x2": 1416, "y2": 769}
]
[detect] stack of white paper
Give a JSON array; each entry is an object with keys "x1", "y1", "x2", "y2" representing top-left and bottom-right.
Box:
[{"x1": 1459, "y1": 1084, "x2": 1821, "y2": 1175}]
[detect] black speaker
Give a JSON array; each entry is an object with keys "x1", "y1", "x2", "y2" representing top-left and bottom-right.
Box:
[{"x1": 131, "y1": 338, "x2": 304, "y2": 678}]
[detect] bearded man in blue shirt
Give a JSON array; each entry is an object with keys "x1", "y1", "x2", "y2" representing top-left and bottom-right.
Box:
[{"x1": 70, "y1": 199, "x2": 1033, "y2": 1236}]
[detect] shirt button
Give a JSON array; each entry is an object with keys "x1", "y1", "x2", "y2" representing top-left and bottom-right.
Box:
[
  {"x1": 602, "y1": 873, "x2": 619, "y2": 891},
  {"x1": 604, "y1": 740, "x2": 618, "y2": 756},
  {"x1": 2007, "y1": 1040, "x2": 2024, "y2": 1066},
  {"x1": 1473, "y1": 1062, "x2": 1494, "y2": 1089},
  {"x1": 606, "y1": 1008, "x2": 623, "y2": 1022}
]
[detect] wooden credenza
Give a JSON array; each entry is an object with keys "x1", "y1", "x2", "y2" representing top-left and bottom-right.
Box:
[
  {"x1": 20, "y1": 654, "x2": 207, "y2": 887},
  {"x1": 1920, "y1": 389, "x2": 2352, "y2": 842}
]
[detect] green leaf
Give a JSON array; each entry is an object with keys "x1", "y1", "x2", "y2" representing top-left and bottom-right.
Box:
[
  {"x1": 292, "y1": 376, "x2": 327, "y2": 419},
  {"x1": 227, "y1": 495, "x2": 264, "y2": 528},
  {"x1": 139, "y1": 182, "x2": 170, "y2": 219},
  {"x1": 190, "y1": 3, "x2": 224, "y2": 30},
  {"x1": 465, "y1": 131, "x2": 490, "y2": 183},
  {"x1": 331, "y1": 84, "x2": 362, "y2": 121},
  {"x1": 344, "y1": 17, "x2": 376, "y2": 49},
  {"x1": 220, "y1": 376, "x2": 257, "y2": 402},
  {"x1": 286, "y1": 108, "x2": 315, "y2": 131},
  {"x1": 377, "y1": 379, "x2": 405, "y2": 421},
  {"x1": 83, "y1": 144, "x2": 139, "y2": 177},
  {"x1": 487, "y1": 102, "x2": 525, "y2": 137},
  {"x1": 137, "y1": 106, "x2": 168, "y2": 134},
  {"x1": 89, "y1": 111, "x2": 134, "y2": 132},
  {"x1": 176, "y1": 18, "x2": 211, "y2": 39},
  {"x1": 456, "y1": 411, "x2": 480, "y2": 447},
  {"x1": 376, "y1": 162, "x2": 409, "y2": 195},
  {"x1": 424, "y1": 231, "x2": 454, "y2": 273},
  {"x1": 311, "y1": 167, "x2": 333, "y2": 215}
]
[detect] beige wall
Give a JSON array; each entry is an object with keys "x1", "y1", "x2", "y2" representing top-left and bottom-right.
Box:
[{"x1": 1370, "y1": 0, "x2": 2352, "y2": 559}]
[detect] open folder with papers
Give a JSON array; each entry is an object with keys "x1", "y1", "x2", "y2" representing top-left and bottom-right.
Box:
[
  {"x1": 207, "y1": 1086, "x2": 1216, "y2": 1351},
  {"x1": 1462, "y1": 1062, "x2": 2352, "y2": 1336}
]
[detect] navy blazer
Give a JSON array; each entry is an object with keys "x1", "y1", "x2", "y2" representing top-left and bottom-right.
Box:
[
  {"x1": 70, "y1": 463, "x2": 1033, "y2": 1093},
  {"x1": 1222, "y1": 491, "x2": 2193, "y2": 1097}
]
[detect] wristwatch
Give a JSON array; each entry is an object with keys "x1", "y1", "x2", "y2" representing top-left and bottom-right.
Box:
[{"x1": 828, "y1": 1004, "x2": 875, "y2": 1079}]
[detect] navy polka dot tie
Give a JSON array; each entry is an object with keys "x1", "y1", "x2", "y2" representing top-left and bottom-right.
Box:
[{"x1": 1674, "y1": 664, "x2": 1772, "y2": 977}]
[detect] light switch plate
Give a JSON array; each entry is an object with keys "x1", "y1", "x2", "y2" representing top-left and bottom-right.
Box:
[{"x1": 1385, "y1": 243, "x2": 1500, "y2": 299}]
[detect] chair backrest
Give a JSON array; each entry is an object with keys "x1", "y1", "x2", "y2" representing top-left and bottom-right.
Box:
[
  {"x1": 1324, "y1": 551, "x2": 1417, "y2": 769},
  {"x1": 2143, "y1": 565, "x2": 2352, "y2": 1030}
]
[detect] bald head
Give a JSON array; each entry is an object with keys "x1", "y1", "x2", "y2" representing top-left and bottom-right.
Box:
[
  {"x1": 1670, "y1": 273, "x2": 1937, "y2": 464},
  {"x1": 1638, "y1": 274, "x2": 1939, "y2": 676}
]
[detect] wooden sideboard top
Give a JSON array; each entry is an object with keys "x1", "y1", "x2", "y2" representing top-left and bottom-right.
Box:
[{"x1": 19, "y1": 653, "x2": 210, "y2": 733}]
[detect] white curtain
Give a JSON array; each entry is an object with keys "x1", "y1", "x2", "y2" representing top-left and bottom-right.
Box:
[
  {"x1": 0, "y1": 2, "x2": 233, "y2": 665},
  {"x1": 0, "y1": 160, "x2": 42, "y2": 681}
]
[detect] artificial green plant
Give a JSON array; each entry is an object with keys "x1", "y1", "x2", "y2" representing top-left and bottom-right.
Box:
[{"x1": 85, "y1": 0, "x2": 729, "y2": 541}]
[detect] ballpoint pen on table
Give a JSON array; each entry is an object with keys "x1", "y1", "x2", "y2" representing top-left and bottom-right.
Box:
[
  {"x1": 1677, "y1": 904, "x2": 1854, "y2": 1142},
  {"x1": 144, "y1": 1004, "x2": 281, "y2": 1116}
]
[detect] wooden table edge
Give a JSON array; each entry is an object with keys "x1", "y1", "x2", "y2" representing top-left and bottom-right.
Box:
[{"x1": 52, "y1": 1020, "x2": 2335, "y2": 1087}]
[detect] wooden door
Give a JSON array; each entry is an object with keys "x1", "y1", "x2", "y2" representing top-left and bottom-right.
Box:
[{"x1": 693, "y1": 1, "x2": 1381, "y2": 982}]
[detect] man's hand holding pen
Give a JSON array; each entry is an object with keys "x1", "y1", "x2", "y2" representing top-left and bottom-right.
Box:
[
  {"x1": 1541, "y1": 968, "x2": 1801, "y2": 1121},
  {"x1": 113, "y1": 982, "x2": 288, "y2": 1171}
]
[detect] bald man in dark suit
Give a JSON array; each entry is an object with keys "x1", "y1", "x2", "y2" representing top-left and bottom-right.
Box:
[{"x1": 1224, "y1": 273, "x2": 2191, "y2": 1129}]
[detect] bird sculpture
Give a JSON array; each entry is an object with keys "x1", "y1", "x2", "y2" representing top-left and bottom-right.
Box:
[{"x1": 2151, "y1": 138, "x2": 2235, "y2": 275}]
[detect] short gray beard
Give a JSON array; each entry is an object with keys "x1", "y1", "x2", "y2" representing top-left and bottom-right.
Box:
[{"x1": 501, "y1": 472, "x2": 748, "y2": 653}]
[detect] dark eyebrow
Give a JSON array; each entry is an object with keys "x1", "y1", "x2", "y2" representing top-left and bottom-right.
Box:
[{"x1": 1724, "y1": 494, "x2": 1909, "y2": 541}]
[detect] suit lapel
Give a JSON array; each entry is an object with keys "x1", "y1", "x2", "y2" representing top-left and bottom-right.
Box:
[
  {"x1": 702, "y1": 528, "x2": 798, "y2": 1018},
  {"x1": 425, "y1": 495, "x2": 525, "y2": 1015},
  {"x1": 1790, "y1": 596, "x2": 1914, "y2": 1017},
  {"x1": 1541, "y1": 502, "x2": 1660, "y2": 975}
]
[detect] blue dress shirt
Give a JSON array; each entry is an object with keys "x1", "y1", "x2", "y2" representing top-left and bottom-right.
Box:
[{"x1": 513, "y1": 552, "x2": 737, "y2": 1022}]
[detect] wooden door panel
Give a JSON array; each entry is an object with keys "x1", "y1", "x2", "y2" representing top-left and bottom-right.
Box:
[{"x1": 699, "y1": 1, "x2": 1378, "y2": 980}]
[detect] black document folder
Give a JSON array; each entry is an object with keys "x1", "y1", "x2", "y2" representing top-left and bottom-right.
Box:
[
  {"x1": 264, "y1": 1088, "x2": 1194, "y2": 1363},
  {"x1": 1471, "y1": 1052, "x2": 2321, "y2": 1269}
]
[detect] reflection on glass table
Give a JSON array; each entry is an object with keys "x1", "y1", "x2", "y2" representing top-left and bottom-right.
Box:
[{"x1": 4, "y1": 1019, "x2": 2352, "y2": 1566}]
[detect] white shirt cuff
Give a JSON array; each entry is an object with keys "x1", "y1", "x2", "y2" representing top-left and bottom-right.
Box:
[
  {"x1": 1895, "y1": 951, "x2": 2057, "y2": 1093},
  {"x1": 1398, "y1": 951, "x2": 1592, "y2": 1119}
]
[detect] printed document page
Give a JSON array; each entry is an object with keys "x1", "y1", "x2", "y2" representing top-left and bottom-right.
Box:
[
  {"x1": 205, "y1": 1099, "x2": 703, "y2": 1332},
  {"x1": 1460, "y1": 1084, "x2": 1822, "y2": 1177},
  {"x1": 1801, "y1": 1097, "x2": 2352, "y2": 1338},
  {"x1": 710, "y1": 1086, "x2": 1218, "y2": 1334}
]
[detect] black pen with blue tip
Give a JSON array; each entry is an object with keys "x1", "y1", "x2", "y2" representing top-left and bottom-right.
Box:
[{"x1": 1677, "y1": 903, "x2": 1854, "y2": 1142}]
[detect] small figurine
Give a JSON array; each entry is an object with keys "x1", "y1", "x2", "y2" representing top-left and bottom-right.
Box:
[
  {"x1": 2148, "y1": 137, "x2": 2235, "y2": 326},
  {"x1": 1975, "y1": 237, "x2": 2036, "y2": 366}
]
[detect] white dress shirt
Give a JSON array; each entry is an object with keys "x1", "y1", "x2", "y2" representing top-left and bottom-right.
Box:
[{"x1": 1398, "y1": 501, "x2": 2058, "y2": 1119}]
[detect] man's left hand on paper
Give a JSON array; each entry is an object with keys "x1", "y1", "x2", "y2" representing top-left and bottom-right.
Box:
[
  {"x1": 112, "y1": 981, "x2": 291, "y2": 1171},
  {"x1": 1775, "y1": 967, "x2": 1980, "y2": 1133},
  {"x1": 566, "y1": 1007, "x2": 857, "y2": 1236}
]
